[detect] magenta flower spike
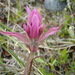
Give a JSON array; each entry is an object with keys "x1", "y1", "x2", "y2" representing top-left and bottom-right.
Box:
[
  {"x1": 23, "y1": 6, "x2": 44, "y2": 39},
  {"x1": 0, "y1": 6, "x2": 62, "y2": 52}
]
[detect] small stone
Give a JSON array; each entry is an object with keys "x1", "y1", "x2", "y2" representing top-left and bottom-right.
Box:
[{"x1": 44, "y1": 0, "x2": 67, "y2": 12}]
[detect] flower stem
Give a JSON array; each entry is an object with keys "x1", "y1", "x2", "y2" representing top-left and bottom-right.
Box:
[{"x1": 24, "y1": 52, "x2": 34, "y2": 75}]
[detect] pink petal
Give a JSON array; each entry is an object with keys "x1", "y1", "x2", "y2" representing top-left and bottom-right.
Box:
[
  {"x1": 39, "y1": 25, "x2": 46, "y2": 36},
  {"x1": 26, "y1": 6, "x2": 32, "y2": 23},
  {"x1": 0, "y1": 31, "x2": 31, "y2": 45},
  {"x1": 38, "y1": 25, "x2": 62, "y2": 42},
  {"x1": 26, "y1": 6, "x2": 31, "y2": 17},
  {"x1": 23, "y1": 24, "x2": 27, "y2": 31},
  {"x1": 23, "y1": 24, "x2": 30, "y2": 34},
  {"x1": 32, "y1": 9, "x2": 42, "y2": 23},
  {"x1": 29, "y1": 25, "x2": 33, "y2": 38},
  {"x1": 31, "y1": 14, "x2": 40, "y2": 38},
  {"x1": 32, "y1": 14, "x2": 39, "y2": 27}
]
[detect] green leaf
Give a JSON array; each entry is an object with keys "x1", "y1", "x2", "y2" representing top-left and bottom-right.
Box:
[
  {"x1": 35, "y1": 57, "x2": 47, "y2": 65},
  {"x1": 61, "y1": 49, "x2": 67, "y2": 57},
  {"x1": 2, "y1": 45, "x2": 25, "y2": 68},
  {"x1": 0, "y1": 37, "x2": 5, "y2": 44},
  {"x1": 68, "y1": 26, "x2": 74, "y2": 38},
  {"x1": 63, "y1": 54, "x2": 69, "y2": 62},
  {"x1": 0, "y1": 54, "x2": 8, "y2": 70},
  {"x1": 49, "y1": 59, "x2": 56, "y2": 66},
  {"x1": 39, "y1": 67, "x2": 54, "y2": 75},
  {"x1": 0, "y1": 22, "x2": 11, "y2": 31}
]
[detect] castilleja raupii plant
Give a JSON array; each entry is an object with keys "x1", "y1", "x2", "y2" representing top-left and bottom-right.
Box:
[{"x1": 0, "y1": 6, "x2": 62, "y2": 75}]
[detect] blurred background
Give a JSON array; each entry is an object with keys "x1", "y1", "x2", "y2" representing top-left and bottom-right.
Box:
[{"x1": 0, "y1": 0, "x2": 75, "y2": 75}]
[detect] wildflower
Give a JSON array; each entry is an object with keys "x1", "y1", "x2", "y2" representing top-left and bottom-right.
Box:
[{"x1": 0, "y1": 6, "x2": 62, "y2": 52}]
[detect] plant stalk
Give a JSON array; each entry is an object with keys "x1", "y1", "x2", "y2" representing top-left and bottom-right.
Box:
[{"x1": 24, "y1": 52, "x2": 34, "y2": 75}]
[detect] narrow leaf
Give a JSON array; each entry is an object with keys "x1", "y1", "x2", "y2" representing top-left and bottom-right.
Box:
[{"x1": 0, "y1": 31, "x2": 30, "y2": 45}]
